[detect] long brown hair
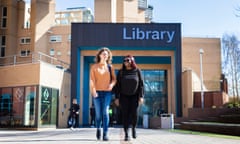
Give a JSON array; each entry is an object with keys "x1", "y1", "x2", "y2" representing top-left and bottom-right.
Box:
[{"x1": 94, "y1": 47, "x2": 112, "y2": 64}]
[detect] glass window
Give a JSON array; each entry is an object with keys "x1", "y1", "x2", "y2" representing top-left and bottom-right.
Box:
[
  {"x1": 64, "y1": 13, "x2": 70, "y2": 18},
  {"x1": 1, "y1": 36, "x2": 6, "y2": 45},
  {"x1": 50, "y1": 48, "x2": 55, "y2": 56},
  {"x1": 139, "y1": 70, "x2": 168, "y2": 118},
  {"x1": 40, "y1": 87, "x2": 52, "y2": 125},
  {"x1": 68, "y1": 34, "x2": 71, "y2": 41},
  {"x1": 0, "y1": 36, "x2": 6, "y2": 57},
  {"x1": 20, "y1": 37, "x2": 31, "y2": 44},
  {"x1": 145, "y1": 5, "x2": 153, "y2": 20},
  {"x1": 13, "y1": 87, "x2": 25, "y2": 125},
  {"x1": 0, "y1": 88, "x2": 12, "y2": 126},
  {"x1": 0, "y1": 86, "x2": 38, "y2": 127},
  {"x1": 50, "y1": 89, "x2": 58, "y2": 124},
  {"x1": 24, "y1": 86, "x2": 37, "y2": 126},
  {"x1": 49, "y1": 35, "x2": 62, "y2": 43},
  {"x1": 1, "y1": 7, "x2": 7, "y2": 28},
  {"x1": 1, "y1": 18, "x2": 7, "y2": 28},
  {"x1": 25, "y1": 38, "x2": 31, "y2": 43},
  {"x1": 138, "y1": 0, "x2": 148, "y2": 9},
  {"x1": 2, "y1": 7, "x2": 7, "y2": 17},
  {"x1": 20, "y1": 50, "x2": 30, "y2": 56},
  {"x1": 40, "y1": 87, "x2": 58, "y2": 125},
  {"x1": 60, "y1": 19, "x2": 69, "y2": 25},
  {"x1": 0, "y1": 47, "x2": 5, "y2": 57}
]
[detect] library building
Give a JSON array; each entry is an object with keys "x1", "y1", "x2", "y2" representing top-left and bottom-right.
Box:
[{"x1": 72, "y1": 23, "x2": 178, "y2": 126}]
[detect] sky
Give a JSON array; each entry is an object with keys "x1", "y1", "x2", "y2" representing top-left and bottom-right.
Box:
[{"x1": 52, "y1": 0, "x2": 240, "y2": 38}]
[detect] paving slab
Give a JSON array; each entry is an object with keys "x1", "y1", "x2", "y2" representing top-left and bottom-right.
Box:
[{"x1": 0, "y1": 127, "x2": 239, "y2": 144}]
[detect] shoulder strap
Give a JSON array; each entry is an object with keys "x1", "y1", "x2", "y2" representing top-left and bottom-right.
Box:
[
  {"x1": 137, "y1": 68, "x2": 141, "y2": 78},
  {"x1": 108, "y1": 64, "x2": 112, "y2": 82}
]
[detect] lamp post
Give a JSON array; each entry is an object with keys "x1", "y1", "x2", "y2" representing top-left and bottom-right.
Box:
[{"x1": 199, "y1": 48, "x2": 204, "y2": 109}]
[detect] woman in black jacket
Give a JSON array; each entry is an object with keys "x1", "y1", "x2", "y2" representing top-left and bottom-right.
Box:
[
  {"x1": 68, "y1": 98, "x2": 80, "y2": 128},
  {"x1": 114, "y1": 55, "x2": 144, "y2": 141}
]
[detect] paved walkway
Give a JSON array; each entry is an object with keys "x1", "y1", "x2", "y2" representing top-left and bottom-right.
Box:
[{"x1": 0, "y1": 127, "x2": 239, "y2": 144}]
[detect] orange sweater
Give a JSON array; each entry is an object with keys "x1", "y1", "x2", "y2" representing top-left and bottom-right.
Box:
[{"x1": 90, "y1": 63, "x2": 116, "y2": 96}]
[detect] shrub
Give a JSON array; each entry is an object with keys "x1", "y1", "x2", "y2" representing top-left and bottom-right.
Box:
[{"x1": 224, "y1": 101, "x2": 240, "y2": 108}]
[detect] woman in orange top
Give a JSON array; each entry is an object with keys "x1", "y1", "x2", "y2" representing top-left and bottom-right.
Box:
[{"x1": 90, "y1": 47, "x2": 116, "y2": 141}]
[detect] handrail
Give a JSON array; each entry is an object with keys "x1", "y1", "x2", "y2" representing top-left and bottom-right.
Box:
[{"x1": 0, "y1": 52, "x2": 70, "y2": 69}]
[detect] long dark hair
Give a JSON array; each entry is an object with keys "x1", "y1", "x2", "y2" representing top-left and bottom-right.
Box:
[
  {"x1": 94, "y1": 47, "x2": 112, "y2": 64},
  {"x1": 121, "y1": 55, "x2": 137, "y2": 70}
]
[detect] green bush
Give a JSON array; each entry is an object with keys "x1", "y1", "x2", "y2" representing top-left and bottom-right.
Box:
[
  {"x1": 224, "y1": 101, "x2": 240, "y2": 108},
  {"x1": 234, "y1": 102, "x2": 240, "y2": 108}
]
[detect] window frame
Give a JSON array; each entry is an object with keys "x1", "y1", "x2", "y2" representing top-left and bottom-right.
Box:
[
  {"x1": 49, "y1": 35, "x2": 62, "y2": 43},
  {"x1": 0, "y1": 36, "x2": 6, "y2": 57},
  {"x1": 1, "y1": 7, "x2": 7, "y2": 28},
  {"x1": 20, "y1": 37, "x2": 31, "y2": 44}
]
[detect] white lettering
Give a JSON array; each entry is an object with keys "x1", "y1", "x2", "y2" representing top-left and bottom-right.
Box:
[
  {"x1": 123, "y1": 27, "x2": 132, "y2": 39},
  {"x1": 167, "y1": 31, "x2": 175, "y2": 43},
  {"x1": 152, "y1": 31, "x2": 159, "y2": 40},
  {"x1": 136, "y1": 28, "x2": 145, "y2": 40}
]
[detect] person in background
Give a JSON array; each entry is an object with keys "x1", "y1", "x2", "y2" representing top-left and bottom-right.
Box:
[
  {"x1": 90, "y1": 104, "x2": 96, "y2": 127},
  {"x1": 69, "y1": 98, "x2": 80, "y2": 128},
  {"x1": 90, "y1": 47, "x2": 116, "y2": 141},
  {"x1": 114, "y1": 55, "x2": 144, "y2": 141}
]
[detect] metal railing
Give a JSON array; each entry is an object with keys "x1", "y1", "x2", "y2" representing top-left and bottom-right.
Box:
[{"x1": 0, "y1": 52, "x2": 70, "y2": 69}]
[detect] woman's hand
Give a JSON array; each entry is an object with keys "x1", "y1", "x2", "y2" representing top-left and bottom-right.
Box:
[
  {"x1": 108, "y1": 83, "x2": 114, "y2": 91},
  {"x1": 92, "y1": 92, "x2": 98, "y2": 98},
  {"x1": 114, "y1": 98, "x2": 119, "y2": 106},
  {"x1": 139, "y1": 97, "x2": 144, "y2": 105}
]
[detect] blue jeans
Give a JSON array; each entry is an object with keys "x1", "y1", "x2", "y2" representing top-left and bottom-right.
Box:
[{"x1": 93, "y1": 91, "x2": 112, "y2": 135}]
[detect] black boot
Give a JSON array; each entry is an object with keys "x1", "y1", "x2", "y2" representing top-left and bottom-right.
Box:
[
  {"x1": 96, "y1": 129, "x2": 101, "y2": 140},
  {"x1": 124, "y1": 128, "x2": 130, "y2": 141},
  {"x1": 124, "y1": 132, "x2": 129, "y2": 141},
  {"x1": 132, "y1": 128, "x2": 136, "y2": 139}
]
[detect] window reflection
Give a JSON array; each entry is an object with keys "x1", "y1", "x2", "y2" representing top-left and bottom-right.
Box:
[
  {"x1": 0, "y1": 86, "x2": 58, "y2": 128},
  {"x1": 139, "y1": 70, "x2": 168, "y2": 119},
  {"x1": 40, "y1": 87, "x2": 58, "y2": 125},
  {"x1": 13, "y1": 87, "x2": 24, "y2": 125},
  {"x1": 0, "y1": 88, "x2": 12, "y2": 126},
  {"x1": 24, "y1": 86, "x2": 37, "y2": 126}
]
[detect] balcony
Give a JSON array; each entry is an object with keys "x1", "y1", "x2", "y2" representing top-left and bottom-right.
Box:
[{"x1": 0, "y1": 52, "x2": 70, "y2": 69}]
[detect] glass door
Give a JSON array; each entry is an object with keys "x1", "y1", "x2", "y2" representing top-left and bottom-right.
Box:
[{"x1": 138, "y1": 70, "x2": 168, "y2": 122}]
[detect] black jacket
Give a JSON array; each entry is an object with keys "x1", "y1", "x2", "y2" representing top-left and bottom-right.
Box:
[
  {"x1": 69, "y1": 104, "x2": 80, "y2": 117},
  {"x1": 115, "y1": 68, "x2": 144, "y2": 98}
]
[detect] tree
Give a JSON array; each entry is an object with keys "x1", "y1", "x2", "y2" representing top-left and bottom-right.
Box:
[{"x1": 222, "y1": 34, "x2": 240, "y2": 101}]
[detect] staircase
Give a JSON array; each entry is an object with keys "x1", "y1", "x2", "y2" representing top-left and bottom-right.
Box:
[{"x1": 175, "y1": 108, "x2": 240, "y2": 136}]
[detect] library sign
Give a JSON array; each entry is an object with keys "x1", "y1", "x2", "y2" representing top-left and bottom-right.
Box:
[{"x1": 71, "y1": 23, "x2": 181, "y2": 47}]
